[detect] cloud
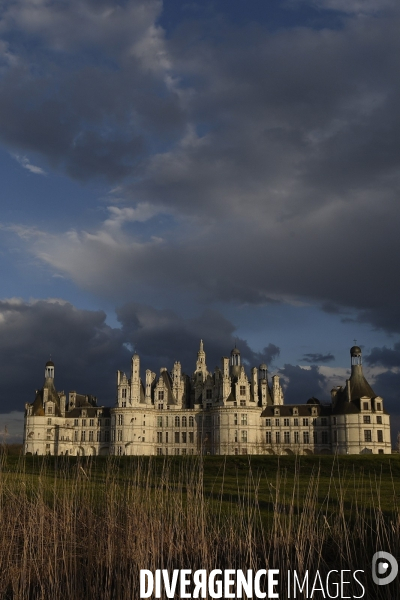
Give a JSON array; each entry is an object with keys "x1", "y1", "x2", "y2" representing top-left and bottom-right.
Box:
[
  {"x1": 365, "y1": 343, "x2": 400, "y2": 369},
  {"x1": 301, "y1": 352, "x2": 335, "y2": 364},
  {"x1": 1, "y1": 1, "x2": 400, "y2": 335},
  {"x1": 11, "y1": 153, "x2": 46, "y2": 175}
]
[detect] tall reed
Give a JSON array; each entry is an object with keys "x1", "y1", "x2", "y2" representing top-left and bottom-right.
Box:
[{"x1": 0, "y1": 454, "x2": 398, "y2": 599}]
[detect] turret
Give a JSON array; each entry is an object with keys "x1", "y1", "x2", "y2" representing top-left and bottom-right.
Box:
[
  {"x1": 130, "y1": 353, "x2": 141, "y2": 405},
  {"x1": 45, "y1": 360, "x2": 54, "y2": 381},
  {"x1": 230, "y1": 346, "x2": 241, "y2": 377}
]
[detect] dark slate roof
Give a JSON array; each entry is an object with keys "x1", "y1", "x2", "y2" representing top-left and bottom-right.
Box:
[
  {"x1": 31, "y1": 380, "x2": 62, "y2": 416},
  {"x1": 66, "y1": 406, "x2": 111, "y2": 418},
  {"x1": 261, "y1": 403, "x2": 332, "y2": 417},
  {"x1": 45, "y1": 360, "x2": 55, "y2": 367},
  {"x1": 349, "y1": 365, "x2": 376, "y2": 400}
]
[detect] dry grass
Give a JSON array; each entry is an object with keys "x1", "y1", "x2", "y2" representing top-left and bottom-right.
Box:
[{"x1": 0, "y1": 454, "x2": 399, "y2": 599}]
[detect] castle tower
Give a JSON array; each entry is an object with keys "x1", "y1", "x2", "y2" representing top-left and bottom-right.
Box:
[{"x1": 130, "y1": 353, "x2": 141, "y2": 405}]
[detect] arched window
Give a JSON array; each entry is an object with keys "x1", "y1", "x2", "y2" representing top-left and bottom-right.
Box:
[
  {"x1": 175, "y1": 416, "x2": 180, "y2": 427},
  {"x1": 182, "y1": 416, "x2": 187, "y2": 427}
]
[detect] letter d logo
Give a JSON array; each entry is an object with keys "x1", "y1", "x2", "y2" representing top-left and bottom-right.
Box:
[{"x1": 372, "y1": 551, "x2": 398, "y2": 585}]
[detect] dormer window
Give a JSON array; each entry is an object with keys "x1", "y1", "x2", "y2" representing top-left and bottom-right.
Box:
[
  {"x1": 376, "y1": 402, "x2": 381, "y2": 411},
  {"x1": 47, "y1": 405, "x2": 53, "y2": 414},
  {"x1": 274, "y1": 408, "x2": 280, "y2": 416},
  {"x1": 293, "y1": 408, "x2": 298, "y2": 416},
  {"x1": 158, "y1": 391, "x2": 164, "y2": 401},
  {"x1": 362, "y1": 402, "x2": 369, "y2": 411},
  {"x1": 312, "y1": 407, "x2": 317, "y2": 416}
]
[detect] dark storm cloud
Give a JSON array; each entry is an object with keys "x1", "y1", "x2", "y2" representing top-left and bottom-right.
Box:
[
  {"x1": 364, "y1": 343, "x2": 400, "y2": 368},
  {"x1": 0, "y1": 300, "x2": 282, "y2": 414},
  {"x1": 115, "y1": 302, "x2": 280, "y2": 374},
  {"x1": 301, "y1": 352, "x2": 335, "y2": 364},
  {"x1": 2, "y1": 0, "x2": 400, "y2": 335},
  {"x1": 0, "y1": 299, "x2": 128, "y2": 412},
  {"x1": 279, "y1": 364, "x2": 329, "y2": 404}
]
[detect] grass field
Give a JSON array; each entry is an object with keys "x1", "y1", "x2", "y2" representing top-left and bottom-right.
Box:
[{"x1": 0, "y1": 452, "x2": 399, "y2": 599}]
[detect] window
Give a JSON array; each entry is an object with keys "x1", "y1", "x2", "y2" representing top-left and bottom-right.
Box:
[
  {"x1": 240, "y1": 399, "x2": 246, "y2": 406},
  {"x1": 363, "y1": 402, "x2": 369, "y2": 411},
  {"x1": 156, "y1": 448, "x2": 163, "y2": 455},
  {"x1": 182, "y1": 432, "x2": 187, "y2": 443},
  {"x1": 117, "y1": 430, "x2": 123, "y2": 441},
  {"x1": 182, "y1": 416, "x2": 187, "y2": 427},
  {"x1": 47, "y1": 406, "x2": 53, "y2": 414},
  {"x1": 117, "y1": 446, "x2": 122, "y2": 456},
  {"x1": 158, "y1": 391, "x2": 164, "y2": 401},
  {"x1": 189, "y1": 416, "x2": 194, "y2": 427},
  {"x1": 157, "y1": 416, "x2": 163, "y2": 427},
  {"x1": 241, "y1": 414, "x2": 248, "y2": 425},
  {"x1": 74, "y1": 419, "x2": 78, "y2": 426},
  {"x1": 275, "y1": 431, "x2": 280, "y2": 444},
  {"x1": 157, "y1": 432, "x2": 162, "y2": 443},
  {"x1": 241, "y1": 448, "x2": 247, "y2": 455},
  {"x1": 333, "y1": 417, "x2": 337, "y2": 425},
  {"x1": 303, "y1": 432, "x2": 310, "y2": 444},
  {"x1": 275, "y1": 418, "x2": 280, "y2": 427},
  {"x1": 376, "y1": 402, "x2": 381, "y2": 411},
  {"x1": 321, "y1": 418, "x2": 327, "y2": 426},
  {"x1": 266, "y1": 418, "x2": 271, "y2": 426},
  {"x1": 105, "y1": 431, "x2": 110, "y2": 442},
  {"x1": 175, "y1": 416, "x2": 180, "y2": 427},
  {"x1": 117, "y1": 414, "x2": 123, "y2": 426},
  {"x1": 122, "y1": 389, "x2": 127, "y2": 399},
  {"x1": 240, "y1": 385, "x2": 246, "y2": 396},
  {"x1": 241, "y1": 431, "x2": 248, "y2": 442},
  {"x1": 266, "y1": 431, "x2": 272, "y2": 443},
  {"x1": 158, "y1": 403, "x2": 163, "y2": 410},
  {"x1": 205, "y1": 415, "x2": 211, "y2": 427},
  {"x1": 303, "y1": 418, "x2": 309, "y2": 426},
  {"x1": 294, "y1": 431, "x2": 299, "y2": 443},
  {"x1": 97, "y1": 419, "x2": 102, "y2": 427},
  {"x1": 189, "y1": 432, "x2": 194, "y2": 443},
  {"x1": 97, "y1": 431, "x2": 100, "y2": 442},
  {"x1": 364, "y1": 430, "x2": 372, "y2": 442},
  {"x1": 377, "y1": 416, "x2": 382, "y2": 424},
  {"x1": 81, "y1": 431, "x2": 86, "y2": 442},
  {"x1": 175, "y1": 432, "x2": 179, "y2": 443},
  {"x1": 377, "y1": 430, "x2": 383, "y2": 443},
  {"x1": 174, "y1": 449, "x2": 180, "y2": 455},
  {"x1": 82, "y1": 419, "x2": 86, "y2": 427},
  {"x1": 284, "y1": 431, "x2": 290, "y2": 443},
  {"x1": 283, "y1": 418, "x2": 289, "y2": 426},
  {"x1": 206, "y1": 389, "x2": 212, "y2": 400},
  {"x1": 234, "y1": 414, "x2": 238, "y2": 425},
  {"x1": 322, "y1": 431, "x2": 328, "y2": 444},
  {"x1": 47, "y1": 418, "x2": 52, "y2": 425},
  {"x1": 235, "y1": 448, "x2": 239, "y2": 455},
  {"x1": 181, "y1": 449, "x2": 187, "y2": 455},
  {"x1": 74, "y1": 431, "x2": 78, "y2": 442},
  {"x1": 294, "y1": 418, "x2": 299, "y2": 427},
  {"x1": 378, "y1": 449, "x2": 384, "y2": 454},
  {"x1": 105, "y1": 419, "x2": 110, "y2": 426},
  {"x1": 234, "y1": 431, "x2": 238, "y2": 442},
  {"x1": 363, "y1": 415, "x2": 371, "y2": 424},
  {"x1": 313, "y1": 431, "x2": 318, "y2": 443},
  {"x1": 165, "y1": 432, "x2": 169, "y2": 443}
]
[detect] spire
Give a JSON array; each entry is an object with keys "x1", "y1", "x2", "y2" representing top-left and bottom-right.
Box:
[{"x1": 196, "y1": 339, "x2": 208, "y2": 377}]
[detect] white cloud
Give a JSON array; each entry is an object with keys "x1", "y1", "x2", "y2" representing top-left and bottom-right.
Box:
[{"x1": 11, "y1": 153, "x2": 46, "y2": 175}]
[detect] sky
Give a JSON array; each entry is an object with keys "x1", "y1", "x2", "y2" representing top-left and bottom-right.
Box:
[{"x1": 0, "y1": 0, "x2": 399, "y2": 444}]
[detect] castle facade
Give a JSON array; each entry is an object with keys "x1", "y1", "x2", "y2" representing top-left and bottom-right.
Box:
[{"x1": 24, "y1": 343, "x2": 391, "y2": 456}]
